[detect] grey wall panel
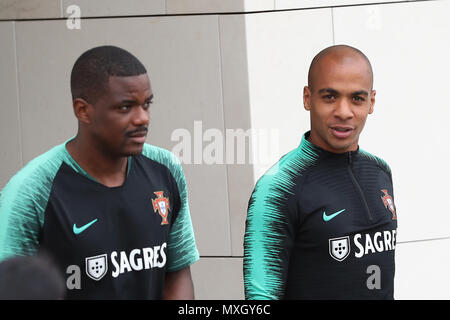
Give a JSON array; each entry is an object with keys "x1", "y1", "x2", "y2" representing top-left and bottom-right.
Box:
[
  {"x1": 191, "y1": 257, "x2": 244, "y2": 299},
  {"x1": 219, "y1": 15, "x2": 254, "y2": 257},
  {"x1": 167, "y1": 0, "x2": 245, "y2": 14},
  {"x1": 0, "y1": 22, "x2": 22, "y2": 188},
  {"x1": 0, "y1": 0, "x2": 62, "y2": 20},
  {"x1": 62, "y1": 0, "x2": 165, "y2": 18},
  {"x1": 166, "y1": 0, "x2": 274, "y2": 14}
]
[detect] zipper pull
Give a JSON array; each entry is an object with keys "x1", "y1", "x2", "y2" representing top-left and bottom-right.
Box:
[{"x1": 348, "y1": 152, "x2": 352, "y2": 165}]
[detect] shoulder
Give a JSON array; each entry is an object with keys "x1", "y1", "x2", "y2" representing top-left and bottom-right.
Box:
[
  {"x1": 254, "y1": 146, "x2": 317, "y2": 191},
  {"x1": 358, "y1": 149, "x2": 392, "y2": 176},
  {"x1": 0, "y1": 143, "x2": 68, "y2": 259},
  {"x1": 1, "y1": 144, "x2": 67, "y2": 200},
  {"x1": 250, "y1": 146, "x2": 317, "y2": 205},
  {"x1": 140, "y1": 143, "x2": 187, "y2": 191},
  {"x1": 141, "y1": 144, "x2": 182, "y2": 171}
]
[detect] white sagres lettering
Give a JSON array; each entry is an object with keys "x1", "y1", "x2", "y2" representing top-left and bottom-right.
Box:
[
  {"x1": 354, "y1": 230, "x2": 396, "y2": 258},
  {"x1": 65, "y1": 242, "x2": 167, "y2": 289},
  {"x1": 111, "y1": 243, "x2": 167, "y2": 278},
  {"x1": 328, "y1": 230, "x2": 396, "y2": 262}
]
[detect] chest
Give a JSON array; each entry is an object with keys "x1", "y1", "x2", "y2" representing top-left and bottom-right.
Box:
[
  {"x1": 294, "y1": 162, "x2": 398, "y2": 259},
  {"x1": 40, "y1": 161, "x2": 177, "y2": 263}
]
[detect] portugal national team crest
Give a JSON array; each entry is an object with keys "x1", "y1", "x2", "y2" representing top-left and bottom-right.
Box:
[
  {"x1": 381, "y1": 189, "x2": 397, "y2": 220},
  {"x1": 85, "y1": 254, "x2": 108, "y2": 281},
  {"x1": 329, "y1": 236, "x2": 350, "y2": 262},
  {"x1": 152, "y1": 191, "x2": 170, "y2": 225}
]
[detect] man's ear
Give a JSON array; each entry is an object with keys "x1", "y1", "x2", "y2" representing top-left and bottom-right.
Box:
[
  {"x1": 303, "y1": 86, "x2": 312, "y2": 111},
  {"x1": 369, "y1": 89, "x2": 376, "y2": 114},
  {"x1": 72, "y1": 98, "x2": 92, "y2": 124}
]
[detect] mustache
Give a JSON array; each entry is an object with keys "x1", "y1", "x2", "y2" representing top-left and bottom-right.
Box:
[{"x1": 126, "y1": 127, "x2": 148, "y2": 137}]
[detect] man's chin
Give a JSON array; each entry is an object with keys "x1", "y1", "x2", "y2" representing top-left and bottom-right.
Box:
[
  {"x1": 121, "y1": 144, "x2": 145, "y2": 156},
  {"x1": 327, "y1": 138, "x2": 358, "y2": 153}
]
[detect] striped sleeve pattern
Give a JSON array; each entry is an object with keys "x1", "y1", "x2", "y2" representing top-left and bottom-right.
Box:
[
  {"x1": 243, "y1": 140, "x2": 319, "y2": 300},
  {"x1": 0, "y1": 144, "x2": 66, "y2": 262},
  {"x1": 142, "y1": 144, "x2": 200, "y2": 272}
]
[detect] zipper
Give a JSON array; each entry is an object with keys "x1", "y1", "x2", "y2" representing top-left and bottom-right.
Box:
[{"x1": 347, "y1": 152, "x2": 373, "y2": 221}]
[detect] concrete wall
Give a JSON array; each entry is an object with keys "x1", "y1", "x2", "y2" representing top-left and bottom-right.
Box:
[{"x1": 0, "y1": 0, "x2": 449, "y2": 299}]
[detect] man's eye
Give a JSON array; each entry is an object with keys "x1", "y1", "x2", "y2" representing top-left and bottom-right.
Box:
[
  {"x1": 119, "y1": 105, "x2": 131, "y2": 111},
  {"x1": 353, "y1": 96, "x2": 365, "y2": 102},
  {"x1": 143, "y1": 101, "x2": 153, "y2": 109},
  {"x1": 323, "y1": 95, "x2": 336, "y2": 100}
]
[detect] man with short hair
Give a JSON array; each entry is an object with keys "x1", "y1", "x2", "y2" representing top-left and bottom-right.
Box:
[
  {"x1": 0, "y1": 45, "x2": 199, "y2": 299},
  {"x1": 244, "y1": 45, "x2": 398, "y2": 299}
]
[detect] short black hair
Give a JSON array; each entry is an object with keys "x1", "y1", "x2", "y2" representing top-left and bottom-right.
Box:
[
  {"x1": 70, "y1": 45, "x2": 147, "y2": 103},
  {"x1": 308, "y1": 44, "x2": 374, "y2": 90}
]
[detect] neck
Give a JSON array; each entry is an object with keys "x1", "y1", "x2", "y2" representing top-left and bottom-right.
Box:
[{"x1": 66, "y1": 134, "x2": 128, "y2": 187}]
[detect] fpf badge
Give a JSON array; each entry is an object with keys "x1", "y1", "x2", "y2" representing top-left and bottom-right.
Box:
[
  {"x1": 85, "y1": 254, "x2": 108, "y2": 281},
  {"x1": 381, "y1": 189, "x2": 397, "y2": 220},
  {"x1": 152, "y1": 191, "x2": 170, "y2": 225}
]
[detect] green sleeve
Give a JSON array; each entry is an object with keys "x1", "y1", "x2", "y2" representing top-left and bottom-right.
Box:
[
  {"x1": 142, "y1": 144, "x2": 200, "y2": 272},
  {"x1": 243, "y1": 166, "x2": 292, "y2": 300},
  {"x1": 0, "y1": 144, "x2": 66, "y2": 262},
  {"x1": 244, "y1": 141, "x2": 319, "y2": 300}
]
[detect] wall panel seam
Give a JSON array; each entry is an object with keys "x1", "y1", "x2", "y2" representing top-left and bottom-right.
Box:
[
  {"x1": 2, "y1": 0, "x2": 443, "y2": 22},
  {"x1": 331, "y1": 7, "x2": 335, "y2": 44},
  {"x1": 217, "y1": 15, "x2": 233, "y2": 257},
  {"x1": 12, "y1": 21, "x2": 24, "y2": 168},
  {"x1": 397, "y1": 236, "x2": 450, "y2": 245}
]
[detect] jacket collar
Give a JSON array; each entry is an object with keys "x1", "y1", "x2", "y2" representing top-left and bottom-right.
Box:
[{"x1": 299, "y1": 131, "x2": 360, "y2": 162}]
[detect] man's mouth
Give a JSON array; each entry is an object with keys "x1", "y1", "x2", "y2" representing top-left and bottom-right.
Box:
[
  {"x1": 330, "y1": 126, "x2": 354, "y2": 139},
  {"x1": 127, "y1": 128, "x2": 148, "y2": 143}
]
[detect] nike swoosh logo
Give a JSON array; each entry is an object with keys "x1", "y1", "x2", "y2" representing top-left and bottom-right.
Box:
[
  {"x1": 323, "y1": 209, "x2": 346, "y2": 222},
  {"x1": 73, "y1": 219, "x2": 98, "y2": 235}
]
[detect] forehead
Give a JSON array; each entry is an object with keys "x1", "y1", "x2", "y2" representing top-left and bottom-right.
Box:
[
  {"x1": 107, "y1": 74, "x2": 152, "y2": 97},
  {"x1": 312, "y1": 54, "x2": 372, "y2": 92}
]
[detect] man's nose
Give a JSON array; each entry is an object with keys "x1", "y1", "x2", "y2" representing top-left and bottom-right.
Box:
[
  {"x1": 334, "y1": 99, "x2": 354, "y2": 120},
  {"x1": 132, "y1": 105, "x2": 150, "y2": 126}
]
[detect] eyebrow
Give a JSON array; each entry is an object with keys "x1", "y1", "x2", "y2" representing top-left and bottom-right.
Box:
[
  {"x1": 119, "y1": 94, "x2": 154, "y2": 104},
  {"x1": 318, "y1": 88, "x2": 369, "y2": 96},
  {"x1": 318, "y1": 88, "x2": 339, "y2": 95},
  {"x1": 351, "y1": 90, "x2": 369, "y2": 97}
]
